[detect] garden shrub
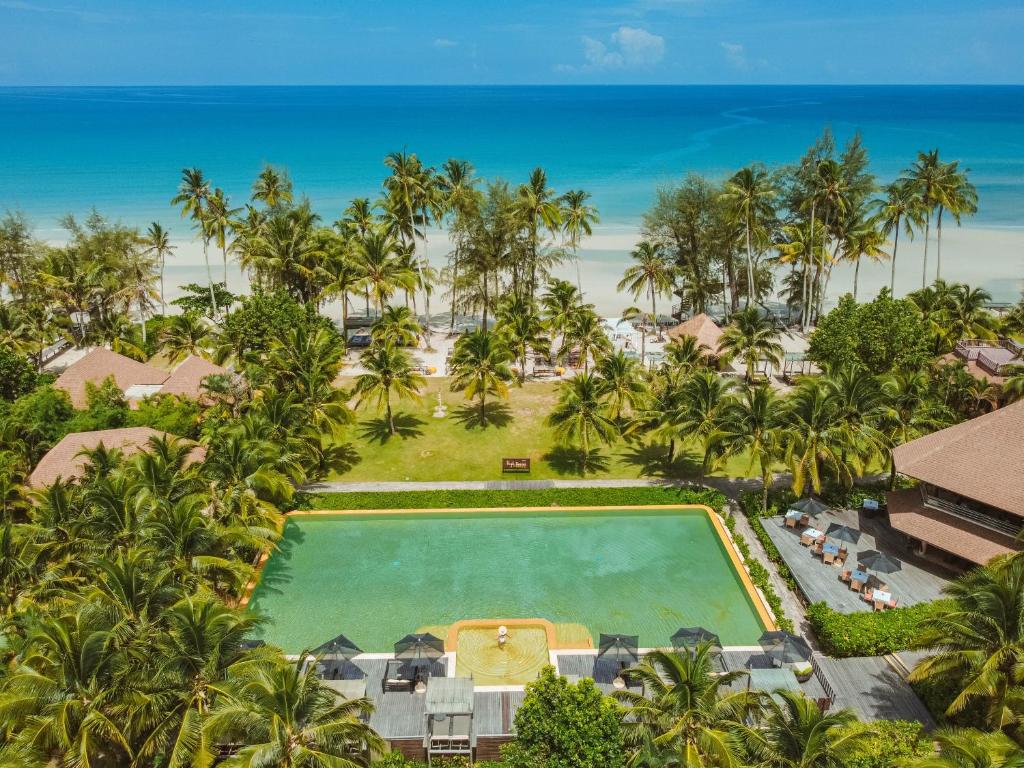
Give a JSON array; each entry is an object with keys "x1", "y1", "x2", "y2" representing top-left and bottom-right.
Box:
[
  {"x1": 501, "y1": 666, "x2": 624, "y2": 768},
  {"x1": 806, "y1": 600, "x2": 950, "y2": 657},
  {"x1": 837, "y1": 720, "x2": 929, "y2": 768}
]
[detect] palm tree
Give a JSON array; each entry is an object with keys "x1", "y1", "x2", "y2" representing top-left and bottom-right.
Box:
[
  {"x1": 159, "y1": 312, "x2": 212, "y2": 364},
  {"x1": 595, "y1": 350, "x2": 647, "y2": 424},
  {"x1": 206, "y1": 187, "x2": 240, "y2": 286},
  {"x1": 726, "y1": 383, "x2": 785, "y2": 513},
  {"x1": 437, "y1": 158, "x2": 482, "y2": 332},
  {"x1": 718, "y1": 307, "x2": 784, "y2": 382},
  {"x1": 879, "y1": 371, "x2": 951, "y2": 487},
  {"x1": 908, "y1": 728, "x2": 1024, "y2": 768},
  {"x1": 560, "y1": 189, "x2": 599, "y2": 295},
  {"x1": 720, "y1": 165, "x2": 777, "y2": 309},
  {"x1": 911, "y1": 555, "x2": 1024, "y2": 734},
  {"x1": 877, "y1": 179, "x2": 922, "y2": 295},
  {"x1": 1003, "y1": 366, "x2": 1024, "y2": 404},
  {"x1": 205, "y1": 658, "x2": 385, "y2": 768},
  {"x1": 448, "y1": 330, "x2": 515, "y2": 423},
  {"x1": 904, "y1": 149, "x2": 943, "y2": 289},
  {"x1": 547, "y1": 372, "x2": 617, "y2": 470},
  {"x1": 745, "y1": 689, "x2": 866, "y2": 768},
  {"x1": 663, "y1": 334, "x2": 712, "y2": 374},
  {"x1": 614, "y1": 643, "x2": 760, "y2": 768},
  {"x1": 355, "y1": 227, "x2": 412, "y2": 314},
  {"x1": 842, "y1": 215, "x2": 890, "y2": 300},
  {"x1": 142, "y1": 222, "x2": 175, "y2": 315},
  {"x1": 121, "y1": 244, "x2": 159, "y2": 344},
  {"x1": 562, "y1": 307, "x2": 612, "y2": 373},
  {"x1": 251, "y1": 164, "x2": 293, "y2": 209},
  {"x1": 945, "y1": 283, "x2": 996, "y2": 343},
  {"x1": 783, "y1": 379, "x2": 859, "y2": 496},
  {"x1": 657, "y1": 370, "x2": 740, "y2": 482},
  {"x1": 171, "y1": 167, "x2": 218, "y2": 316},
  {"x1": 352, "y1": 341, "x2": 424, "y2": 436},
  {"x1": 371, "y1": 304, "x2": 422, "y2": 347},
  {"x1": 618, "y1": 241, "x2": 674, "y2": 341},
  {"x1": 518, "y1": 167, "x2": 562, "y2": 299},
  {"x1": 496, "y1": 295, "x2": 548, "y2": 383},
  {"x1": 541, "y1": 278, "x2": 582, "y2": 353}
]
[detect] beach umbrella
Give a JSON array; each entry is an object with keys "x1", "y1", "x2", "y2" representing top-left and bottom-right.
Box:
[
  {"x1": 759, "y1": 631, "x2": 812, "y2": 664},
  {"x1": 313, "y1": 633, "x2": 362, "y2": 661},
  {"x1": 597, "y1": 633, "x2": 639, "y2": 666},
  {"x1": 395, "y1": 633, "x2": 445, "y2": 666},
  {"x1": 791, "y1": 497, "x2": 830, "y2": 517},
  {"x1": 670, "y1": 627, "x2": 722, "y2": 655},
  {"x1": 239, "y1": 639, "x2": 265, "y2": 650},
  {"x1": 825, "y1": 523, "x2": 861, "y2": 545},
  {"x1": 858, "y1": 550, "x2": 903, "y2": 574}
]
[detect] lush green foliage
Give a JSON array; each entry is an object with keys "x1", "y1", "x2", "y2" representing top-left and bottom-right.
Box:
[
  {"x1": 807, "y1": 600, "x2": 951, "y2": 657},
  {"x1": 171, "y1": 280, "x2": 238, "y2": 317},
  {"x1": 502, "y1": 666, "x2": 625, "y2": 768},
  {"x1": 217, "y1": 289, "x2": 339, "y2": 362},
  {"x1": 0, "y1": 347, "x2": 37, "y2": 401},
  {"x1": 836, "y1": 720, "x2": 929, "y2": 768},
  {"x1": 808, "y1": 291, "x2": 931, "y2": 375},
  {"x1": 722, "y1": 513, "x2": 794, "y2": 632}
]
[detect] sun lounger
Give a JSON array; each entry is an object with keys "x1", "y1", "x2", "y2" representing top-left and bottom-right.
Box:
[{"x1": 383, "y1": 659, "x2": 415, "y2": 692}]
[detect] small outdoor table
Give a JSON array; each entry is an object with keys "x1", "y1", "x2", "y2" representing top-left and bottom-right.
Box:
[
  {"x1": 804, "y1": 527, "x2": 823, "y2": 539},
  {"x1": 850, "y1": 569, "x2": 869, "y2": 590},
  {"x1": 822, "y1": 542, "x2": 840, "y2": 555},
  {"x1": 872, "y1": 589, "x2": 892, "y2": 604}
]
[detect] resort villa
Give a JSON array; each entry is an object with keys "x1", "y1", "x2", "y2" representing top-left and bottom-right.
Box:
[
  {"x1": 53, "y1": 348, "x2": 227, "y2": 408},
  {"x1": 886, "y1": 400, "x2": 1024, "y2": 570},
  {"x1": 942, "y1": 336, "x2": 1024, "y2": 387},
  {"x1": 28, "y1": 426, "x2": 205, "y2": 488}
]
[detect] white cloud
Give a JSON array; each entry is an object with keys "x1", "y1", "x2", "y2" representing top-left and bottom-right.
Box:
[
  {"x1": 433, "y1": 38, "x2": 458, "y2": 49},
  {"x1": 719, "y1": 42, "x2": 749, "y2": 70},
  {"x1": 567, "y1": 26, "x2": 665, "y2": 72}
]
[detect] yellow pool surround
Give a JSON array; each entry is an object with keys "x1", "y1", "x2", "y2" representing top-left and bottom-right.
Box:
[{"x1": 254, "y1": 504, "x2": 779, "y2": 636}]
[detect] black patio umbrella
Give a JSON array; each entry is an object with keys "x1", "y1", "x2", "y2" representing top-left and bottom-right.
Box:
[
  {"x1": 858, "y1": 550, "x2": 903, "y2": 574},
  {"x1": 825, "y1": 523, "x2": 861, "y2": 545},
  {"x1": 239, "y1": 639, "x2": 265, "y2": 650},
  {"x1": 791, "y1": 497, "x2": 830, "y2": 517},
  {"x1": 670, "y1": 627, "x2": 722, "y2": 654},
  {"x1": 394, "y1": 633, "x2": 445, "y2": 666},
  {"x1": 597, "y1": 633, "x2": 639, "y2": 667},
  {"x1": 759, "y1": 631, "x2": 812, "y2": 664},
  {"x1": 313, "y1": 633, "x2": 362, "y2": 661}
]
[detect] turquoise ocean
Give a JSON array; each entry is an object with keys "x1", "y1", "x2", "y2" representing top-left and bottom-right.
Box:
[{"x1": 1, "y1": 86, "x2": 1022, "y2": 307}]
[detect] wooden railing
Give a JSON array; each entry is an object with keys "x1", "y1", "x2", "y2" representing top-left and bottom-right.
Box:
[
  {"x1": 810, "y1": 654, "x2": 836, "y2": 706},
  {"x1": 923, "y1": 492, "x2": 1022, "y2": 538}
]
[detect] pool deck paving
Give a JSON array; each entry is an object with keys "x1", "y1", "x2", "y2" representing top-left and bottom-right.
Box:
[{"x1": 761, "y1": 508, "x2": 950, "y2": 613}]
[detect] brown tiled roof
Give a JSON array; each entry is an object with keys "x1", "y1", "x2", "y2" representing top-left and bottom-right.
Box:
[
  {"x1": 28, "y1": 427, "x2": 206, "y2": 489},
  {"x1": 666, "y1": 313, "x2": 724, "y2": 354},
  {"x1": 54, "y1": 348, "x2": 168, "y2": 408},
  {"x1": 893, "y1": 401, "x2": 1024, "y2": 516},
  {"x1": 158, "y1": 355, "x2": 227, "y2": 399},
  {"x1": 887, "y1": 488, "x2": 1021, "y2": 565}
]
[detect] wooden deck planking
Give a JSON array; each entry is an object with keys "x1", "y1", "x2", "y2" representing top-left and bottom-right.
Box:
[
  {"x1": 816, "y1": 656, "x2": 936, "y2": 728},
  {"x1": 762, "y1": 514, "x2": 948, "y2": 613}
]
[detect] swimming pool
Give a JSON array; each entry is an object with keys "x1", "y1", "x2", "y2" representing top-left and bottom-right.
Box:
[{"x1": 245, "y1": 506, "x2": 770, "y2": 653}]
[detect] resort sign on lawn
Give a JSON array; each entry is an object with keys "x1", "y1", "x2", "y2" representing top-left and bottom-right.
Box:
[{"x1": 501, "y1": 457, "x2": 531, "y2": 473}]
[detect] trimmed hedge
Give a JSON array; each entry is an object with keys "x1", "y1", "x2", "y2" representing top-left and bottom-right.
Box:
[
  {"x1": 722, "y1": 515, "x2": 794, "y2": 633},
  {"x1": 297, "y1": 486, "x2": 726, "y2": 512},
  {"x1": 806, "y1": 600, "x2": 950, "y2": 657}
]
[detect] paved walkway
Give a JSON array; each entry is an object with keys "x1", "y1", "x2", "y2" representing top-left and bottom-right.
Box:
[{"x1": 303, "y1": 477, "x2": 766, "y2": 494}]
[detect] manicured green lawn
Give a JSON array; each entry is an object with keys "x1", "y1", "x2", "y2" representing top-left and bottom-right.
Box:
[{"x1": 330, "y1": 378, "x2": 764, "y2": 482}]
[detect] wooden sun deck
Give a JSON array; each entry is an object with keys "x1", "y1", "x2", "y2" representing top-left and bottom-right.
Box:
[{"x1": 761, "y1": 510, "x2": 949, "y2": 613}]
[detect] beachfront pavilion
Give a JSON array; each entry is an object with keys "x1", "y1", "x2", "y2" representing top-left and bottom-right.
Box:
[{"x1": 761, "y1": 501, "x2": 950, "y2": 614}]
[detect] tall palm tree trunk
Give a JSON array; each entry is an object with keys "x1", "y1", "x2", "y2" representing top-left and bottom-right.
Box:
[
  {"x1": 935, "y1": 206, "x2": 944, "y2": 282},
  {"x1": 386, "y1": 395, "x2": 395, "y2": 435},
  {"x1": 744, "y1": 220, "x2": 755, "y2": 310},
  {"x1": 449, "y1": 246, "x2": 459, "y2": 334},
  {"x1": 890, "y1": 215, "x2": 901, "y2": 295},
  {"x1": 853, "y1": 256, "x2": 861, "y2": 300},
  {"x1": 801, "y1": 202, "x2": 816, "y2": 331},
  {"x1": 203, "y1": 238, "x2": 218, "y2": 316},
  {"x1": 222, "y1": 244, "x2": 228, "y2": 286},
  {"x1": 650, "y1": 285, "x2": 659, "y2": 342},
  {"x1": 160, "y1": 256, "x2": 166, "y2": 315},
  {"x1": 921, "y1": 213, "x2": 931, "y2": 289}
]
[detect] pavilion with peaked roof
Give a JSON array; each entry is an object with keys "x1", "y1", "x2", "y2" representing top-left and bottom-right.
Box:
[
  {"x1": 665, "y1": 313, "x2": 725, "y2": 356},
  {"x1": 886, "y1": 401, "x2": 1024, "y2": 569},
  {"x1": 54, "y1": 348, "x2": 227, "y2": 409},
  {"x1": 28, "y1": 427, "x2": 206, "y2": 489}
]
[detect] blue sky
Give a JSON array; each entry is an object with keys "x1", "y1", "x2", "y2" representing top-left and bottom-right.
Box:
[{"x1": 1, "y1": 0, "x2": 1021, "y2": 85}]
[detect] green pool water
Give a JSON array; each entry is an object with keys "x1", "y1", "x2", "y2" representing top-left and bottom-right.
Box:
[{"x1": 248, "y1": 508, "x2": 767, "y2": 653}]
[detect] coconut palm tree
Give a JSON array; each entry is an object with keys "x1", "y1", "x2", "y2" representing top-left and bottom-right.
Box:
[
  {"x1": 206, "y1": 187, "x2": 241, "y2": 287},
  {"x1": 121, "y1": 244, "x2": 159, "y2": 344},
  {"x1": 158, "y1": 312, "x2": 212, "y2": 364},
  {"x1": 142, "y1": 222, "x2": 175, "y2": 315},
  {"x1": 903, "y1": 149, "x2": 943, "y2": 289},
  {"x1": 517, "y1": 167, "x2": 562, "y2": 300},
  {"x1": 496, "y1": 295, "x2": 548, "y2": 383},
  {"x1": 933, "y1": 161, "x2": 978, "y2": 281},
  {"x1": 662, "y1": 370, "x2": 740, "y2": 482},
  {"x1": 547, "y1": 372, "x2": 617, "y2": 471},
  {"x1": 879, "y1": 370, "x2": 951, "y2": 487},
  {"x1": 541, "y1": 278, "x2": 582, "y2": 353},
  {"x1": 909, "y1": 728, "x2": 1024, "y2": 768},
  {"x1": 718, "y1": 307, "x2": 784, "y2": 383},
  {"x1": 842, "y1": 214, "x2": 890, "y2": 300},
  {"x1": 945, "y1": 283, "x2": 996, "y2": 343},
  {"x1": 355, "y1": 227, "x2": 412, "y2": 314},
  {"x1": 438, "y1": 158, "x2": 482, "y2": 333},
  {"x1": 251, "y1": 164, "x2": 293, "y2": 209},
  {"x1": 618, "y1": 241, "x2": 674, "y2": 341},
  {"x1": 783, "y1": 379, "x2": 859, "y2": 496},
  {"x1": 1003, "y1": 366, "x2": 1024, "y2": 404},
  {"x1": 595, "y1": 350, "x2": 647, "y2": 424},
  {"x1": 876, "y1": 179, "x2": 923, "y2": 295},
  {"x1": 663, "y1": 334, "x2": 712, "y2": 374},
  {"x1": 448, "y1": 330, "x2": 515, "y2": 423},
  {"x1": 560, "y1": 189, "x2": 599, "y2": 295},
  {"x1": 371, "y1": 304, "x2": 422, "y2": 347},
  {"x1": 171, "y1": 167, "x2": 218, "y2": 316},
  {"x1": 205, "y1": 658, "x2": 385, "y2": 768},
  {"x1": 352, "y1": 341, "x2": 424, "y2": 436},
  {"x1": 744, "y1": 689, "x2": 866, "y2": 768},
  {"x1": 562, "y1": 306, "x2": 612, "y2": 373},
  {"x1": 911, "y1": 555, "x2": 1024, "y2": 735},
  {"x1": 725, "y1": 383, "x2": 785, "y2": 513},
  {"x1": 720, "y1": 165, "x2": 777, "y2": 309},
  {"x1": 614, "y1": 643, "x2": 760, "y2": 768}
]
